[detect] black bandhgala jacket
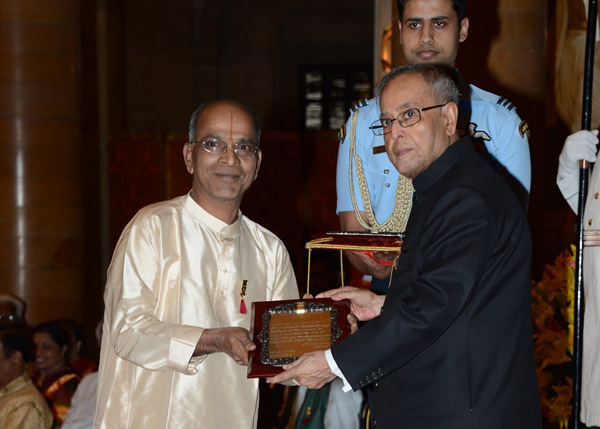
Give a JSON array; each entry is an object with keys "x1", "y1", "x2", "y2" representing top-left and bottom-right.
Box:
[{"x1": 332, "y1": 136, "x2": 542, "y2": 429}]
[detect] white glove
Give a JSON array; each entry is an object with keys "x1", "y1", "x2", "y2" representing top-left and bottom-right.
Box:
[{"x1": 558, "y1": 129, "x2": 599, "y2": 179}]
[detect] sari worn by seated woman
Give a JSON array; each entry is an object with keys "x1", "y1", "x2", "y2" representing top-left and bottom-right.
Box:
[{"x1": 34, "y1": 367, "x2": 80, "y2": 427}]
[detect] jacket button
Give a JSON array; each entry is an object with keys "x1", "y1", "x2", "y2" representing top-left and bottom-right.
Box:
[
  {"x1": 358, "y1": 380, "x2": 365, "y2": 387},
  {"x1": 373, "y1": 381, "x2": 378, "y2": 389},
  {"x1": 372, "y1": 419, "x2": 377, "y2": 427}
]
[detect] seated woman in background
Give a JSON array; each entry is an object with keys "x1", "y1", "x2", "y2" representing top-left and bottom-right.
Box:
[{"x1": 32, "y1": 321, "x2": 80, "y2": 428}]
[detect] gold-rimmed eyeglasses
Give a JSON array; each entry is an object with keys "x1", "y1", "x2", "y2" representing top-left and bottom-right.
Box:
[
  {"x1": 192, "y1": 139, "x2": 258, "y2": 157},
  {"x1": 369, "y1": 103, "x2": 448, "y2": 136}
]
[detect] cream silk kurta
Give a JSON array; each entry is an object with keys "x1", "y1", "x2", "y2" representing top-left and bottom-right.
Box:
[
  {"x1": 558, "y1": 163, "x2": 600, "y2": 426},
  {"x1": 94, "y1": 194, "x2": 299, "y2": 428},
  {"x1": 0, "y1": 372, "x2": 53, "y2": 429}
]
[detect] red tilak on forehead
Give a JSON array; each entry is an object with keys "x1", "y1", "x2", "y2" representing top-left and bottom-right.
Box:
[{"x1": 229, "y1": 110, "x2": 234, "y2": 142}]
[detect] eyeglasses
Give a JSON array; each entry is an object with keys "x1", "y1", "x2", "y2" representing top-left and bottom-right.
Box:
[
  {"x1": 193, "y1": 139, "x2": 258, "y2": 157},
  {"x1": 369, "y1": 103, "x2": 448, "y2": 136}
]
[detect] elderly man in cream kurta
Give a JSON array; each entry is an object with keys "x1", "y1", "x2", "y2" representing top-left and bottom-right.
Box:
[{"x1": 94, "y1": 99, "x2": 299, "y2": 428}]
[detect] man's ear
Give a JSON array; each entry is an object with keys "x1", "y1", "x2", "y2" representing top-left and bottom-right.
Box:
[
  {"x1": 253, "y1": 149, "x2": 262, "y2": 181},
  {"x1": 443, "y1": 102, "x2": 459, "y2": 136},
  {"x1": 183, "y1": 142, "x2": 195, "y2": 174},
  {"x1": 459, "y1": 17, "x2": 469, "y2": 43},
  {"x1": 397, "y1": 19, "x2": 403, "y2": 45}
]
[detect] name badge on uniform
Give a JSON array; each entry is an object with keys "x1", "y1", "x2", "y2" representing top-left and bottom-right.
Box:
[{"x1": 373, "y1": 145, "x2": 386, "y2": 155}]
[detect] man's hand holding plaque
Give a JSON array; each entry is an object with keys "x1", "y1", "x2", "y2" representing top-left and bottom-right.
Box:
[
  {"x1": 247, "y1": 298, "x2": 352, "y2": 378},
  {"x1": 319, "y1": 286, "x2": 386, "y2": 322},
  {"x1": 195, "y1": 327, "x2": 256, "y2": 366},
  {"x1": 264, "y1": 286, "x2": 386, "y2": 388},
  {"x1": 266, "y1": 350, "x2": 336, "y2": 389}
]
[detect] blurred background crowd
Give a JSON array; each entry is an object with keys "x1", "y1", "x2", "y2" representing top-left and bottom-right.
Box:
[{"x1": 0, "y1": 294, "x2": 101, "y2": 429}]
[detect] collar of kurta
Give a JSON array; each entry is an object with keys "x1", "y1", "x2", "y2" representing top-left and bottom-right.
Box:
[
  {"x1": 412, "y1": 135, "x2": 473, "y2": 194},
  {"x1": 0, "y1": 372, "x2": 28, "y2": 398},
  {"x1": 183, "y1": 193, "x2": 242, "y2": 239}
]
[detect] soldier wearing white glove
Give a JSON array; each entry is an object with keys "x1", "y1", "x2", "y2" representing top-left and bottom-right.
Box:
[{"x1": 557, "y1": 129, "x2": 599, "y2": 213}]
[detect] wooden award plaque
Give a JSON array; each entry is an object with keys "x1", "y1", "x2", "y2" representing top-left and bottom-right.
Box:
[{"x1": 247, "y1": 298, "x2": 350, "y2": 378}]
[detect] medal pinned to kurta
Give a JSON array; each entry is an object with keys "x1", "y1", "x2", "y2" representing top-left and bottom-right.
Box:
[{"x1": 239, "y1": 280, "x2": 248, "y2": 314}]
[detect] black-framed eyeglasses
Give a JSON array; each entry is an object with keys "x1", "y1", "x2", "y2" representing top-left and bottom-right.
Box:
[
  {"x1": 193, "y1": 139, "x2": 258, "y2": 157},
  {"x1": 369, "y1": 103, "x2": 448, "y2": 136}
]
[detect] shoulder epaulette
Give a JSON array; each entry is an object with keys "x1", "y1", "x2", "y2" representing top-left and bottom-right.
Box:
[
  {"x1": 350, "y1": 99, "x2": 369, "y2": 112},
  {"x1": 497, "y1": 97, "x2": 516, "y2": 112}
]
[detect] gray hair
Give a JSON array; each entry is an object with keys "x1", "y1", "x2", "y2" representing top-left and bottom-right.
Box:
[
  {"x1": 188, "y1": 98, "x2": 261, "y2": 148},
  {"x1": 377, "y1": 64, "x2": 460, "y2": 106}
]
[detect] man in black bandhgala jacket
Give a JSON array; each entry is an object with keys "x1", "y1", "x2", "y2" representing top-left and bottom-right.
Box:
[{"x1": 268, "y1": 64, "x2": 542, "y2": 429}]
